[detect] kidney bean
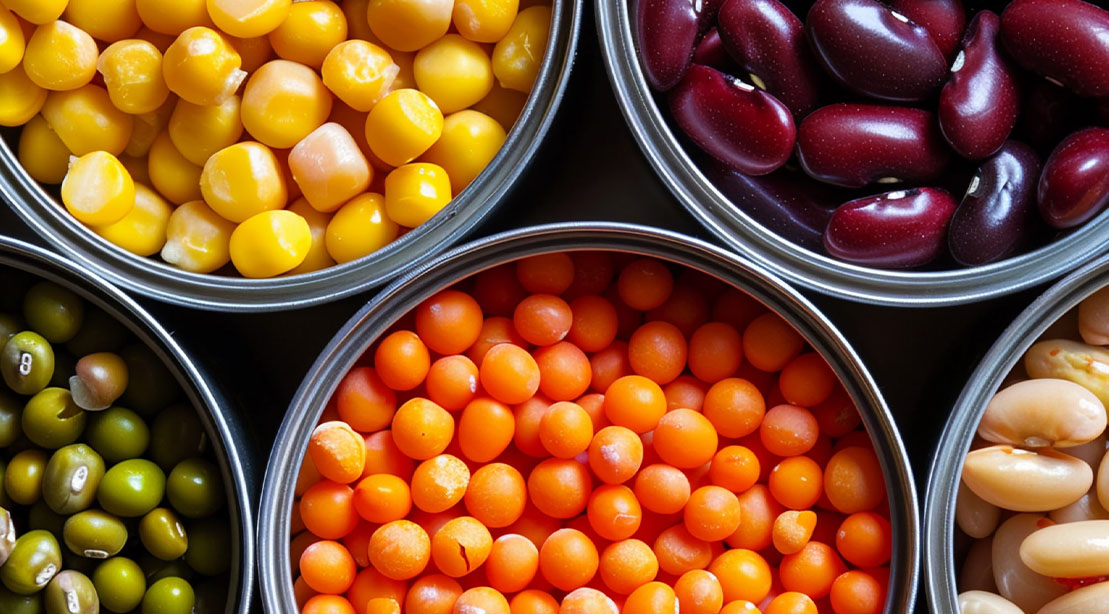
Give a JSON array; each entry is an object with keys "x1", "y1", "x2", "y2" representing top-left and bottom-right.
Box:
[
  {"x1": 1000, "y1": 0, "x2": 1109, "y2": 99},
  {"x1": 692, "y1": 28, "x2": 738, "y2": 73},
  {"x1": 1038, "y1": 581, "x2": 1109, "y2": 614},
  {"x1": 956, "y1": 591, "x2": 1025, "y2": 614},
  {"x1": 716, "y1": 0, "x2": 827, "y2": 115},
  {"x1": 963, "y1": 445, "x2": 1092, "y2": 512},
  {"x1": 1037, "y1": 128, "x2": 1109, "y2": 229},
  {"x1": 992, "y1": 514, "x2": 1068, "y2": 612},
  {"x1": 1049, "y1": 491, "x2": 1109, "y2": 524},
  {"x1": 1025, "y1": 339, "x2": 1109, "y2": 407},
  {"x1": 637, "y1": 0, "x2": 700, "y2": 91},
  {"x1": 938, "y1": 11, "x2": 1021, "y2": 160},
  {"x1": 978, "y1": 378, "x2": 1106, "y2": 449},
  {"x1": 1078, "y1": 287, "x2": 1109, "y2": 346},
  {"x1": 957, "y1": 481, "x2": 1001, "y2": 539},
  {"x1": 823, "y1": 188, "x2": 956, "y2": 268},
  {"x1": 668, "y1": 64, "x2": 796, "y2": 175},
  {"x1": 805, "y1": 0, "x2": 948, "y2": 102},
  {"x1": 948, "y1": 141, "x2": 1041, "y2": 266},
  {"x1": 796, "y1": 104, "x2": 950, "y2": 187},
  {"x1": 961, "y1": 537, "x2": 998, "y2": 593},
  {"x1": 887, "y1": 0, "x2": 967, "y2": 60},
  {"x1": 1020, "y1": 520, "x2": 1109, "y2": 578}
]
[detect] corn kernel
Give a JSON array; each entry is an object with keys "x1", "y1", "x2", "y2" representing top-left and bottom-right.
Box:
[
  {"x1": 62, "y1": 151, "x2": 136, "y2": 226},
  {"x1": 23, "y1": 20, "x2": 98, "y2": 91},
  {"x1": 18, "y1": 114, "x2": 69, "y2": 184},
  {"x1": 453, "y1": 0, "x2": 518, "y2": 43},
  {"x1": 364, "y1": 88, "x2": 442, "y2": 168},
  {"x1": 492, "y1": 5, "x2": 550, "y2": 92},
  {"x1": 420, "y1": 110, "x2": 505, "y2": 194},
  {"x1": 119, "y1": 154, "x2": 151, "y2": 186},
  {"x1": 124, "y1": 95, "x2": 176, "y2": 157},
  {"x1": 200, "y1": 141, "x2": 288, "y2": 223},
  {"x1": 227, "y1": 35, "x2": 274, "y2": 73},
  {"x1": 321, "y1": 40, "x2": 397, "y2": 113},
  {"x1": 168, "y1": 95, "x2": 243, "y2": 166},
  {"x1": 0, "y1": 66, "x2": 46, "y2": 126},
  {"x1": 63, "y1": 0, "x2": 141, "y2": 43},
  {"x1": 161, "y1": 200, "x2": 235, "y2": 273},
  {"x1": 366, "y1": 0, "x2": 452, "y2": 52},
  {"x1": 289, "y1": 123, "x2": 373, "y2": 213},
  {"x1": 97, "y1": 39, "x2": 171, "y2": 114},
  {"x1": 286, "y1": 198, "x2": 336, "y2": 274},
  {"x1": 147, "y1": 130, "x2": 203, "y2": 204},
  {"x1": 93, "y1": 183, "x2": 172, "y2": 256},
  {"x1": 269, "y1": 1, "x2": 347, "y2": 69},
  {"x1": 207, "y1": 0, "x2": 291, "y2": 38},
  {"x1": 241, "y1": 59, "x2": 333, "y2": 149},
  {"x1": 0, "y1": 5, "x2": 26, "y2": 73},
  {"x1": 414, "y1": 34, "x2": 494, "y2": 114},
  {"x1": 342, "y1": 0, "x2": 382, "y2": 44},
  {"x1": 470, "y1": 81, "x2": 527, "y2": 131},
  {"x1": 136, "y1": 0, "x2": 212, "y2": 36},
  {"x1": 136, "y1": 27, "x2": 176, "y2": 53},
  {"x1": 41, "y1": 85, "x2": 133, "y2": 154},
  {"x1": 325, "y1": 192, "x2": 398, "y2": 264},
  {"x1": 163, "y1": 26, "x2": 247, "y2": 106},
  {"x1": 330, "y1": 101, "x2": 397, "y2": 176},
  {"x1": 229, "y1": 209, "x2": 311, "y2": 278},
  {"x1": 4, "y1": 0, "x2": 67, "y2": 25},
  {"x1": 384, "y1": 162, "x2": 451, "y2": 228}
]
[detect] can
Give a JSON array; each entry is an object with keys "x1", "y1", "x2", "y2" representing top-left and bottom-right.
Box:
[
  {"x1": 0, "y1": 235, "x2": 256, "y2": 613},
  {"x1": 0, "y1": 1, "x2": 582, "y2": 312},
  {"x1": 257, "y1": 222, "x2": 919, "y2": 613}
]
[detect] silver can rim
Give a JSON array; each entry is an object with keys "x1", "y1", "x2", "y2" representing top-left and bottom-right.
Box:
[
  {"x1": 594, "y1": 0, "x2": 1109, "y2": 307},
  {"x1": 257, "y1": 221, "x2": 920, "y2": 614},
  {"x1": 0, "y1": 0, "x2": 582, "y2": 313},
  {"x1": 0, "y1": 234, "x2": 256, "y2": 614}
]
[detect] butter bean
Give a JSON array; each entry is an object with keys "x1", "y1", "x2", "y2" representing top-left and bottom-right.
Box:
[
  {"x1": 1096, "y1": 448, "x2": 1109, "y2": 512},
  {"x1": 1078, "y1": 286, "x2": 1109, "y2": 346},
  {"x1": 957, "y1": 591, "x2": 1025, "y2": 614},
  {"x1": 1050, "y1": 490, "x2": 1109, "y2": 524},
  {"x1": 979, "y1": 379, "x2": 1106, "y2": 448},
  {"x1": 1019, "y1": 519, "x2": 1109, "y2": 578},
  {"x1": 1025, "y1": 340, "x2": 1109, "y2": 407},
  {"x1": 1063, "y1": 434, "x2": 1107, "y2": 470},
  {"x1": 1037, "y1": 581, "x2": 1109, "y2": 614},
  {"x1": 960, "y1": 537, "x2": 997, "y2": 593},
  {"x1": 963, "y1": 446, "x2": 1092, "y2": 512},
  {"x1": 957, "y1": 481, "x2": 1001, "y2": 538},
  {"x1": 992, "y1": 514, "x2": 1066, "y2": 612}
]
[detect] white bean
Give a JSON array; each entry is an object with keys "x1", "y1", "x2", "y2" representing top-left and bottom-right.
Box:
[
  {"x1": 960, "y1": 537, "x2": 997, "y2": 594},
  {"x1": 1098, "y1": 448, "x2": 1109, "y2": 513},
  {"x1": 957, "y1": 591, "x2": 1025, "y2": 614},
  {"x1": 1063, "y1": 434, "x2": 1107, "y2": 470},
  {"x1": 1020, "y1": 519, "x2": 1109, "y2": 578},
  {"x1": 963, "y1": 446, "x2": 1092, "y2": 512},
  {"x1": 1025, "y1": 340, "x2": 1109, "y2": 407},
  {"x1": 1078, "y1": 286, "x2": 1109, "y2": 346},
  {"x1": 958, "y1": 481, "x2": 1001, "y2": 538},
  {"x1": 979, "y1": 379, "x2": 1106, "y2": 448},
  {"x1": 1037, "y1": 580, "x2": 1109, "y2": 614},
  {"x1": 1050, "y1": 490, "x2": 1109, "y2": 524},
  {"x1": 991, "y1": 514, "x2": 1067, "y2": 612}
]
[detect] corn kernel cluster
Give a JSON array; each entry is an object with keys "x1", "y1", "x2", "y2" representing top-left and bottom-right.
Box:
[{"x1": 1, "y1": 0, "x2": 551, "y2": 278}]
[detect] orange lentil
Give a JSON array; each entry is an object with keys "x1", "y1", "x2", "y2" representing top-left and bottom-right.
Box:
[
  {"x1": 720, "y1": 600, "x2": 763, "y2": 614},
  {"x1": 426, "y1": 355, "x2": 481, "y2": 411},
  {"x1": 362, "y1": 430, "x2": 415, "y2": 480},
  {"x1": 474, "y1": 264, "x2": 528, "y2": 316},
  {"x1": 353, "y1": 473, "x2": 412, "y2": 524},
  {"x1": 538, "y1": 528, "x2": 600, "y2": 591},
  {"x1": 514, "y1": 293, "x2": 573, "y2": 346},
  {"x1": 526, "y1": 457, "x2": 591, "y2": 519},
  {"x1": 764, "y1": 592, "x2": 818, "y2": 614},
  {"x1": 340, "y1": 522, "x2": 375, "y2": 567},
  {"x1": 772, "y1": 510, "x2": 818, "y2": 556},
  {"x1": 674, "y1": 569, "x2": 724, "y2": 614},
  {"x1": 416, "y1": 289, "x2": 484, "y2": 355},
  {"x1": 391, "y1": 398, "x2": 455, "y2": 460},
  {"x1": 300, "y1": 481, "x2": 360, "y2": 539},
  {"x1": 589, "y1": 341, "x2": 632, "y2": 394},
  {"x1": 538, "y1": 401, "x2": 593, "y2": 458},
  {"x1": 727, "y1": 485, "x2": 783, "y2": 552},
  {"x1": 778, "y1": 353, "x2": 836, "y2": 408},
  {"x1": 367, "y1": 520, "x2": 431, "y2": 580},
  {"x1": 598, "y1": 538, "x2": 658, "y2": 595},
  {"x1": 768, "y1": 456, "x2": 824, "y2": 511},
  {"x1": 617, "y1": 258, "x2": 674, "y2": 311},
  {"x1": 453, "y1": 587, "x2": 510, "y2": 614},
  {"x1": 559, "y1": 587, "x2": 619, "y2": 614},
  {"x1": 411, "y1": 454, "x2": 470, "y2": 513},
  {"x1": 828, "y1": 570, "x2": 883, "y2": 614},
  {"x1": 347, "y1": 567, "x2": 406, "y2": 613},
  {"x1": 703, "y1": 378, "x2": 766, "y2": 439},
  {"x1": 516, "y1": 253, "x2": 575, "y2": 295},
  {"x1": 709, "y1": 445, "x2": 760, "y2": 493},
  {"x1": 812, "y1": 389, "x2": 861, "y2": 439},
  {"x1": 652, "y1": 408, "x2": 718, "y2": 469},
  {"x1": 603, "y1": 375, "x2": 667, "y2": 434},
  {"x1": 464, "y1": 462, "x2": 527, "y2": 528},
  {"x1": 684, "y1": 486, "x2": 742, "y2": 542},
  {"x1": 647, "y1": 284, "x2": 710, "y2": 338},
  {"x1": 743, "y1": 313, "x2": 804, "y2": 373},
  {"x1": 709, "y1": 549, "x2": 772, "y2": 604},
  {"x1": 624, "y1": 582, "x2": 678, "y2": 614},
  {"x1": 302, "y1": 594, "x2": 355, "y2": 614},
  {"x1": 480, "y1": 343, "x2": 541, "y2": 404},
  {"x1": 513, "y1": 394, "x2": 552, "y2": 458},
  {"x1": 568, "y1": 295, "x2": 619, "y2": 353},
  {"x1": 588, "y1": 426, "x2": 644, "y2": 485},
  {"x1": 653, "y1": 524, "x2": 712, "y2": 576},
  {"x1": 633, "y1": 464, "x2": 691, "y2": 515},
  {"x1": 823, "y1": 447, "x2": 884, "y2": 514},
  {"x1": 309, "y1": 421, "x2": 367, "y2": 484},
  {"x1": 687, "y1": 322, "x2": 743, "y2": 383},
  {"x1": 586, "y1": 484, "x2": 643, "y2": 541},
  {"x1": 759, "y1": 405, "x2": 819, "y2": 457},
  {"x1": 509, "y1": 590, "x2": 560, "y2": 614},
  {"x1": 565, "y1": 252, "x2": 615, "y2": 299},
  {"x1": 534, "y1": 341, "x2": 592, "y2": 401},
  {"x1": 628, "y1": 320, "x2": 688, "y2": 385},
  {"x1": 485, "y1": 534, "x2": 539, "y2": 593},
  {"x1": 335, "y1": 366, "x2": 396, "y2": 432},
  {"x1": 431, "y1": 516, "x2": 494, "y2": 577},
  {"x1": 575, "y1": 392, "x2": 609, "y2": 431},
  {"x1": 300, "y1": 540, "x2": 357, "y2": 594},
  {"x1": 458, "y1": 397, "x2": 515, "y2": 462},
  {"x1": 365, "y1": 597, "x2": 400, "y2": 613},
  {"x1": 374, "y1": 330, "x2": 431, "y2": 391},
  {"x1": 467, "y1": 316, "x2": 529, "y2": 365},
  {"x1": 663, "y1": 375, "x2": 706, "y2": 411},
  {"x1": 778, "y1": 541, "x2": 846, "y2": 599},
  {"x1": 835, "y1": 512, "x2": 891, "y2": 568}
]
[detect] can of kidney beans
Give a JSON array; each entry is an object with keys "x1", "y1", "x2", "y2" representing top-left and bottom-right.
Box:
[
  {"x1": 0, "y1": 235, "x2": 257, "y2": 613},
  {"x1": 257, "y1": 222, "x2": 919, "y2": 613}
]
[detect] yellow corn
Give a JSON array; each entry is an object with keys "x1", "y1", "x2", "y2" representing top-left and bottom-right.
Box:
[
  {"x1": 63, "y1": 0, "x2": 141, "y2": 43},
  {"x1": 453, "y1": 0, "x2": 518, "y2": 43},
  {"x1": 414, "y1": 34, "x2": 494, "y2": 114},
  {"x1": 321, "y1": 39, "x2": 397, "y2": 113},
  {"x1": 168, "y1": 95, "x2": 243, "y2": 166},
  {"x1": 97, "y1": 39, "x2": 171, "y2": 114},
  {"x1": 366, "y1": 0, "x2": 452, "y2": 52},
  {"x1": 136, "y1": 0, "x2": 212, "y2": 36},
  {"x1": 241, "y1": 59, "x2": 333, "y2": 149},
  {"x1": 124, "y1": 96, "x2": 176, "y2": 158},
  {"x1": 286, "y1": 198, "x2": 336, "y2": 274},
  {"x1": 147, "y1": 130, "x2": 203, "y2": 204},
  {"x1": 421, "y1": 110, "x2": 506, "y2": 194},
  {"x1": 0, "y1": 66, "x2": 46, "y2": 126},
  {"x1": 470, "y1": 81, "x2": 527, "y2": 131},
  {"x1": 62, "y1": 151, "x2": 136, "y2": 226},
  {"x1": 41, "y1": 85, "x2": 133, "y2": 155},
  {"x1": 364, "y1": 88, "x2": 442, "y2": 168},
  {"x1": 92, "y1": 183, "x2": 172, "y2": 257},
  {"x1": 384, "y1": 162, "x2": 451, "y2": 228},
  {"x1": 0, "y1": 5, "x2": 26, "y2": 73},
  {"x1": 200, "y1": 141, "x2": 288, "y2": 223},
  {"x1": 227, "y1": 35, "x2": 274, "y2": 73},
  {"x1": 18, "y1": 114, "x2": 70, "y2": 184},
  {"x1": 288, "y1": 122, "x2": 372, "y2": 213},
  {"x1": 325, "y1": 192, "x2": 397, "y2": 264},
  {"x1": 23, "y1": 20, "x2": 98, "y2": 91},
  {"x1": 207, "y1": 0, "x2": 291, "y2": 38},
  {"x1": 162, "y1": 26, "x2": 247, "y2": 106},
  {"x1": 268, "y1": 1, "x2": 348, "y2": 69},
  {"x1": 4, "y1": 0, "x2": 67, "y2": 25},
  {"x1": 161, "y1": 200, "x2": 235, "y2": 273},
  {"x1": 229, "y1": 209, "x2": 311, "y2": 278},
  {"x1": 492, "y1": 5, "x2": 550, "y2": 92}
]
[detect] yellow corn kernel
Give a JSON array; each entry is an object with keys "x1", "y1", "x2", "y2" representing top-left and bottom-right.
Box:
[
  {"x1": 207, "y1": 0, "x2": 291, "y2": 38},
  {"x1": 384, "y1": 162, "x2": 451, "y2": 228},
  {"x1": 454, "y1": 0, "x2": 518, "y2": 43},
  {"x1": 62, "y1": 151, "x2": 136, "y2": 226},
  {"x1": 470, "y1": 81, "x2": 527, "y2": 131},
  {"x1": 229, "y1": 209, "x2": 311, "y2": 278},
  {"x1": 366, "y1": 0, "x2": 452, "y2": 52},
  {"x1": 227, "y1": 35, "x2": 273, "y2": 73},
  {"x1": 162, "y1": 26, "x2": 247, "y2": 106},
  {"x1": 97, "y1": 39, "x2": 171, "y2": 114},
  {"x1": 23, "y1": 20, "x2": 98, "y2": 91},
  {"x1": 342, "y1": 0, "x2": 382, "y2": 44},
  {"x1": 325, "y1": 192, "x2": 397, "y2": 264},
  {"x1": 18, "y1": 114, "x2": 69, "y2": 184},
  {"x1": 420, "y1": 110, "x2": 505, "y2": 195},
  {"x1": 41, "y1": 85, "x2": 133, "y2": 154},
  {"x1": 124, "y1": 95, "x2": 176, "y2": 157},
  {"x1": 288, "y1": 123, "x2": 373, "y2": 213},
  {"x1": 0, "y1": 65, "x2": 46, "y2": 126},
  {"x1": 492, "y1": 5, "x2": 550, "y2": 93},
  {"x1": 330, "y1": 101, "x2": 395, "y2": 174},
  {"x1": 168, "y1": 95, "x2": 243, "y2": 166},
  {"x1": 136, "y1": 27, "x2": 176, "y2": 53},
  {"x1": 286, "y1": 198, "x2": 335, "y2": 274},
  {"x1": 161, "y1": 200, "x2": 235, "y2": 273},
  {"x1": 63, "y1": 0, "x2": 141, "y2": 43},
  {"x1": 4, "y1": 0, "x2": 67, "y2": 25},
  {"x1": 414, "y1": 34, "x2": 494, "y2": 114},
  {"x1": 268, "y1": 1, "x2": 347, "y2": 69},
  {"x1": 321, "y1": 40, "x2": 397, "y2": 113},
  {"x1": 241, "y1": 59, "x2": 333, "y2": 149},
  {"x1": 147, "y1": 130, "x2": 203, "y2": 204},
  {"x1": 364, "y1": 88, "x2": 443, "y2": 168},
  {"x1": 0, "y1": 5, "x2": 26, "y2": 73},
  {"x1": 136, "y1": 0, "x2": 212, "y2": 36},
  {"x1": 92, "y1": 183, "x2": 172, "y2": 256},
  {"x1": 200, "y1": 141, "x2": 287, "y2": 223},
  {"x1": 119, "y1": 154, "x2": 151, "y2": 185}
]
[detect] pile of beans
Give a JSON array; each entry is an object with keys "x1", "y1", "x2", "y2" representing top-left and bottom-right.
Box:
[
  {"x1": 289, "y1": 251, "x2": 893, "y2": 614},
  {"x1": 0, "y1": 0, "x2": 548, "y2": 278},
  {"x1": 955, "y1": 287, "x2": 1109, "y2": 613},
  {"x1": 0, "y1": 273, "x2": 230, "y2": 613},
  {"x1": 637, "y1": 0, "x2": 1109, "y2": 269}
]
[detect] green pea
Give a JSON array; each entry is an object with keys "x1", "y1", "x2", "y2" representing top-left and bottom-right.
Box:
[
  {"x1": 27, "y1": 501, "x2": 64, "y2": 540},
  {"x1": 149, "y1": 405, "x2": 205, "y2": 471},
  {"x1": 65, "y1": 309, "x2": 127, "y2": 357},
  {"x1": 22, "y1": 388, "x2": 85, "y2": 450},
  {"x1": 92, "y1": 557, "x2": 145, "y2": 614},
  {"x1": 97, "y1": 459, "x2": 165, "y2": 518},
  {"x1": 1, "y1": 332, "x2": 55, "y2": 396},
  {"x1": 0, "y1": 391, "x2": 22, "y2": 447},
  {"x1": 23, "y1": 283, "x2": 84, "y2": 345},
  {"x1": 85, "y1": 407, "x2": 149, "y2": 463},
  {"x1": 5, "y1": 449, "x2": 48, "y2": 506},
  {"x1": 117, "y1": 345, "x2": 177, "y2": 415},
  {"x1": 184, "y1": 519, "x2": 230, "y2": 576},
  {"x1": 42, "y1": 444, "x2": 104, "y2": 515},
  {"x1": 0, "y1": 313, "x2": 23, "y2": 351},
  {"x1": 0, "y1": 506, "x2": 15, "y2": 567},
  {"x1": 63, "y1": 510, "x2": 128, "y2": 559},
  {"x1": 0, "y1": 530, "x2": 62, "y2": 595},
  {"x1": 140, "y1": 555, "x2": 193, "y2": 584},
  {"x1": 166, "y1": 458, "x2": 223, "y2": 519},
  {"x1": 139, "y1": 508, "x2": 188, "y2": 561},
  {"x1": 44, "y1": 570, "x2": 98, "y2": 614},
  {"x1": 141, "y1": 577, "x2": 194, "y2": 614},
  {"x1": 0, "y1": 586, "x2": 43, "y2": 614}
]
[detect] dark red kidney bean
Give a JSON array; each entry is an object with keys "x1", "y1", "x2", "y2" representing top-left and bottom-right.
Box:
[
  {"x1": 824, "y1": 188, "x2": 957, "y2": 268},
  {"x1": 948, "y1": 141, "x2": 1042, "y2": 265},
  {"x1": 938, "y1": 11, "x2": 1021, "y2": 160},
  {"x1": 693, "y1": 29, "x2": 738, "y2": 74},
  {"x1": 716, "y1": 0, "x2": 827, "y2": 116},
  {"x1": 887, "y1": 0, "x2": 967, "y2": 60},
  {"x1": 1000, "y1": 0, "x2": 1109, "y2": 98},
  {"x1": 669, "y1": 64, "x2": 796, "y2": 175},
  {"x1": 1038, "y1": 128, "x2": 1109, "y2": 228},
  {"x1": 805, "y1": 0, "x2": 948, "y2": 102},
  {"x1": 796, "y1": 103, "x2": 951, "y2": 188},
  {"x1": 637, "y1": 0, "x2": 700, "y2": 91}
]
